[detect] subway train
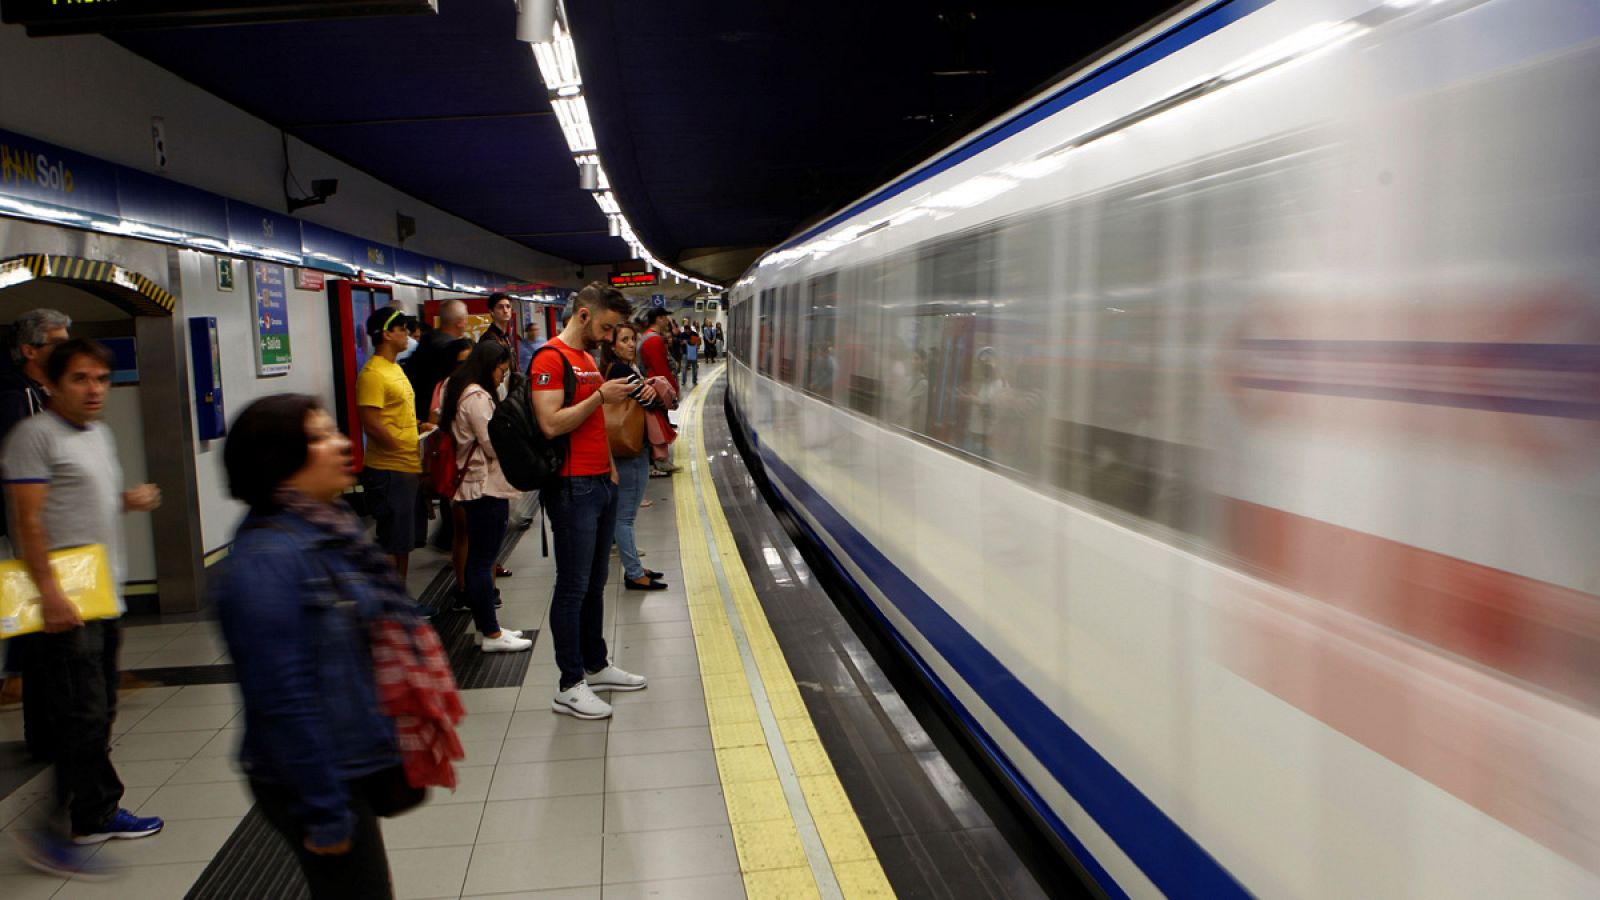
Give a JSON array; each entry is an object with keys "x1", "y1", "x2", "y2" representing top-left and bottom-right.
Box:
[{"x1": 723, "y1": 0, "x2": 1600, "y2": 896}]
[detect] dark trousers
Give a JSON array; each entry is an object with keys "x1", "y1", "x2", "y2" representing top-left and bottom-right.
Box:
[
  {"x1": 4, "y1": 637, "x2": 56, "y2": 760},
  {"x1": 251, "y1": 777, "x2": 393, "y2": 900},
  {"x1": 27, "y1": 620, "x2": 124, "y2": 835},
  {"x1": 461, "y1": 496, "x2": 509, "y2": 636},
  {"x1": 686, "y1": 358, "x2": 699, "y2": 386},
  {"x1": 543, "y1": 476, "x2": 617, "y2": 690}
]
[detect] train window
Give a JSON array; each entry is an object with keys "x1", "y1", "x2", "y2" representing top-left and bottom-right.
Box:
[
  {"x1": 918, "y1": 229, "x2": 995, "y2": 454},
  {"x1": 1045, "y1": 200, "x2": 1098, "y2": 498},
  {"x1": 758, "y1": 289, "x2": 775, "y2": 376},
  {"x1": 778, "y1": 283, "x2": 801, "y2": 385},
  {"x1": 844, "y1": 258, "x2": 883, "y2": 419},
  {"x1": 804, "y1": 273, "x2": 838, "y2": 401},
  {"x1": 984, "y1": 214, "x2": 1053, "y2": 478},
  {"x1": 881, "y1": 250, "x2": 929, "y2": 433},
  {"x1": 1085, "y1": 183, "x2": 1167, "y2": 520}
]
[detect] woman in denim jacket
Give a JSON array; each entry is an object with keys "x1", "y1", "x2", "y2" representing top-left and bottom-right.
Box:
[{"x1": 210, "y1": 394, "x2": 420, "y2": 899}]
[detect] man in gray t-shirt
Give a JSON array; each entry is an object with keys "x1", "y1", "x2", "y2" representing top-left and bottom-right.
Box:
[
  {"x1": 5, "y1": 410, "x2": 127, "y2": 600},
  {"x1": 5, "y1": 339, "x2": 164, "y2": 874}
]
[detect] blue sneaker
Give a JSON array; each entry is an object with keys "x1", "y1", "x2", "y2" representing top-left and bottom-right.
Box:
[
  {"x1": 72, "y1": 809, "x2": 163, "y2": 844},
  {"x1": 14, "y1": 830, "x2": 116, "y2": 879}
]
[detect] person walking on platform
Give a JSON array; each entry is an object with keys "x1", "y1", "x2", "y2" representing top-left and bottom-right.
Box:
[
  {"x1": 600, "y1": 323, "x2": 668, "y2": 592},
  {"x1": 683, "y1": 327, "x2": 700, "y2": 388},
  {"x1": 531, "y1": 282, "x2": 652, "y2": 720},
  {"x1": 213, "y1": 394, "x2": 461, "y2": 900},
  {"x1": 439, "y1": 341, "x2": 532, "y2": 653},
  {"x1": 8, "y1": 339, "x2": 165, "y2": 877},
  {"x1": 357, "y1": 308, "x2": 432, "y2": 583},
  {"x1": 0, "y1": 308, "x2": 70, "y2": 763}
]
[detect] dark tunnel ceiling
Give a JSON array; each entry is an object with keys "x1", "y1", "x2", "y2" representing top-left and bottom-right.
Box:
[{"x1": 112, "y1": 1, "x2": 1184, "y2": 282}]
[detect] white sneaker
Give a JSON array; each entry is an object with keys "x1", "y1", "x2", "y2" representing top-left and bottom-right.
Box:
[
  {"x1": 586, "y1": 665, "x2": 647, "y2": 692},
  {"x1": 552, "y1": 682, "x2": 612, "y2": 719},
  {"x1": 480, "y1": 632, "x2": 532, "y2": 653},
  {"x1": 473, "y1": 629, "x2": 523, "y2": 646}
]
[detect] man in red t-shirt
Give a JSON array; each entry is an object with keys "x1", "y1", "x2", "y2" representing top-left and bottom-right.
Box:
[
  {"x1": 637, "y1": 309, "x2": 678, "y2": 395},
  {"x1": 530, "y1": 282, "x2": 656, "y2": 720},
  {"x1": 636, "y1": 309, "x2": 681, "y2": 474}
]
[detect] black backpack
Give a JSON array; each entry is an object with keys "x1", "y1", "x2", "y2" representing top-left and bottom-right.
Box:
[{"x1": 490, "y1": 346, "x2": 573, "y2": 491}]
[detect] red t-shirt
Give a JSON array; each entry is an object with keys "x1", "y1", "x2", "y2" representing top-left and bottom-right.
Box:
[
  {"x1": 530, "y1": 338, "x2": 609, "y2": 477},
  {"x1": 638, "y1": 332, "x2": 678, "y2": 394}
]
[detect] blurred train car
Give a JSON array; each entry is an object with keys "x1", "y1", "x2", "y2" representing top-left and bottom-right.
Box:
[{"x1": 724, "y1": 0, "x2": 1600, "y2": 896}]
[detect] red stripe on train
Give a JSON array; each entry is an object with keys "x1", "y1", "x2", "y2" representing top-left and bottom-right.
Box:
[{"x1": 1225, "y1": 499, "x2": 1600, "y2": 713}]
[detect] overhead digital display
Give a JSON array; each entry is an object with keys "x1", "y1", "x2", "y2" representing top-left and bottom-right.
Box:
[
  {"x1": 609, "y1": 272, "x2": 658, "y2": 287},
  {"x1": 1, "y1": 0, "x2": 437, "y2": 35}
]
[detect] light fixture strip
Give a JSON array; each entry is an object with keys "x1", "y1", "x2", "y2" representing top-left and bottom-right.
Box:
[{"x1": 525, "y1": 16, "x2": 719, "y2": 289}]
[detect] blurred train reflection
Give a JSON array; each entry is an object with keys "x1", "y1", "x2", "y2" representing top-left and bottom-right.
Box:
[{"x1": 726, "y1": 0, "x2": 1600, "y2": 895}]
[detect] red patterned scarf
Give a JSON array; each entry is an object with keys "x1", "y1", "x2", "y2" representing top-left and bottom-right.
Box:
[{"x1": 274, "y1": 488, "x2": 466, "y2": 789}]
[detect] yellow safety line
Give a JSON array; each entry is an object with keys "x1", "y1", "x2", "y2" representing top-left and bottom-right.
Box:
[{"x1": 672, "y1": 367, "x2": 894, "y2": 899}]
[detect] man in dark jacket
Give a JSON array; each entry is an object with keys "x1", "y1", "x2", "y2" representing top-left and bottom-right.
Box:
[
  {"x1": 0, "y1": 308, "x2": 69, "y2": 762},
  {"x1": 481, "y1": 293, "x2": 518, "y2": 356},
  {"x1": 403, "y1": 299, "x2": 469, "y2": 421}
]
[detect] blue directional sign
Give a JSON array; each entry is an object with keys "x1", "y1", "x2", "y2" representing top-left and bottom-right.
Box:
[{"x1": 650, "y1": 293, "x2": 665, "y2": 308}]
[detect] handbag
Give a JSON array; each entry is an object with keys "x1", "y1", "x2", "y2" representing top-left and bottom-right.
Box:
[
  {"x1": 604, "y1": 397, "x2": 646, "y2": 459},
  {"x1": 358, "y1": 764, "x2": 427, "y2": 818},
  {"x1": 0, "y1": 544, "x2": 118, "y2": 637}
]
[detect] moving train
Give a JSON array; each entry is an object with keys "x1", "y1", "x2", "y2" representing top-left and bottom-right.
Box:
[{"x1": 723, "y1": 0, "x2": 1600, "y2": 896}]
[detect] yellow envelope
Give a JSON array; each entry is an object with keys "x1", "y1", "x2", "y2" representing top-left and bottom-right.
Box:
[{"x1": 0, "y1": 544, "x2": 119, "y2": 638}]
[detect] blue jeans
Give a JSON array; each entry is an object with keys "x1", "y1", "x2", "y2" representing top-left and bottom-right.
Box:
[
  {"x1": 613, "y1": 452, "x2": 650, "y2": 581},
  {"x1": 461, "y1": 496, "x2": 509, "y2": 636},
  {"x1": 543, "y1": 475, "x2": 617, "y2": 689}
]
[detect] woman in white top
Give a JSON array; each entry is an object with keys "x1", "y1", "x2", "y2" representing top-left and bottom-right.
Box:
[{"x1": 438, "y1": 341, "x2": 531, "y2": 653}]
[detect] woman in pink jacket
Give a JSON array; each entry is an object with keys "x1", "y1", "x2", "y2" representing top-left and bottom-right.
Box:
[{"x1": 438, "y1": 341, "x2": 530, "y2": 653}]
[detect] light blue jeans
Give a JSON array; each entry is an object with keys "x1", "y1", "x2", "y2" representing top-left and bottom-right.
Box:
[{"x1": 613, "y1": 450, "x2": 650, "y2": 581}]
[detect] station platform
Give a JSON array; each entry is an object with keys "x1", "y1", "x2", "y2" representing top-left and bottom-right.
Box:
[{"x1": 0, "y1": 362, "x2": 1054, "y2": 899}]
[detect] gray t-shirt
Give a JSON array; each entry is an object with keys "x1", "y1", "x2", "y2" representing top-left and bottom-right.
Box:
[{"x1": 2, "y1": 412, "x2": 125, "y2": 610}]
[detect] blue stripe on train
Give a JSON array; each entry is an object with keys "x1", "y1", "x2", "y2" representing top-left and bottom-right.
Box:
[{"x1": 747, "y1": 425, "x2": 1249, "y2": 899}]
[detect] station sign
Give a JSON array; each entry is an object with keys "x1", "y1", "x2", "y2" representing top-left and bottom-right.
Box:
[
  {"x1": 251, "y1": 262, "x2": 292, "y2": 376},
  {"x1": 610, "y1": 271, "x2": 658, "y2": 287},
  {"x1": 649, "y1": 294, "x2": 666, "y2": 308},
  {"x1": 1, "y1": 0, "x2": 438, "y2": 35}
]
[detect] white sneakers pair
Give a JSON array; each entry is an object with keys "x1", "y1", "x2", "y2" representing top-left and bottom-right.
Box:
[
  {"x1": 552, "y1": 665, "x2": 648, "y2": 719},
  {"x1": 477, "y1": 629, "x2": 531, "y2": 653}
]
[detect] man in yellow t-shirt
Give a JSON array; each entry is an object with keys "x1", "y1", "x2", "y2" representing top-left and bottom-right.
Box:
[{"x1": 357, "y1": 307, "x2": 433, "y2": 580}]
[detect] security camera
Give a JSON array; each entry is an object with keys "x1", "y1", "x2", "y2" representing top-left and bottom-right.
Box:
[{"x1": 287, "y1": 178, "x2": 340, "y2": 214}]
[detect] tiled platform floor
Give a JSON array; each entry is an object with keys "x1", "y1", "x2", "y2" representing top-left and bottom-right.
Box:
[{"x1": 0, "y1": 473, "x2": 731, "y2": 900}]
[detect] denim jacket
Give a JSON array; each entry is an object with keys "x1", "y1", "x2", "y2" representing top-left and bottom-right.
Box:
[{"x1": 210, "y1": 508, "x2": 400, "y2": 847}]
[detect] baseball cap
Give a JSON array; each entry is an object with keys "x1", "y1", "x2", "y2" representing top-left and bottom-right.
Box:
[{"x1": 366, "y1": 307, "x2": 417, "y2": 337}]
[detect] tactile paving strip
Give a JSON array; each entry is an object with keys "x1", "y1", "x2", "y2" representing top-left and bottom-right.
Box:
[
  {"x1": 435, "y1": 608, "x2": 540, "y2": 690},
  {"x1": 184, "y1": 806, "x2": 308, "y2": 900},
  {"x1": 673, "y1": 371, "x2": 894, "y2": 900}
]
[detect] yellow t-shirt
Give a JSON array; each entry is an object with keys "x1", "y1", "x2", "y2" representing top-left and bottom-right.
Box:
[{"x1": 356, "y1": 355, "x2": 420, "y2": 473}]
